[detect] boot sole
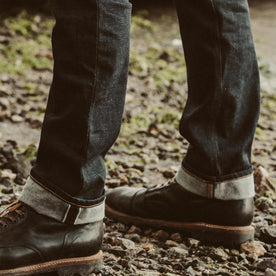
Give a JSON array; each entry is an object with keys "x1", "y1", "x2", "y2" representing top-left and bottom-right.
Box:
[
  {"x1": 0, "y1": 251, "x2": 103, "y2": 276},
  {"x1": 106, "y1": 204, "x2": 254, "y2": 247}
]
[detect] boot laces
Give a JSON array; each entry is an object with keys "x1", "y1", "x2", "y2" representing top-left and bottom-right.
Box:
[{"x1": 0, "y1": 200, "x2": 24, "y2": 227}]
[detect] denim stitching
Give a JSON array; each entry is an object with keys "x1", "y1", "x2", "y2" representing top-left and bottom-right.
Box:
[
  {"x1": 29, "y1": 174, "x2": 105, "y2": 208},
  {"x1": 80, "y1": 0, "x2": 100, "y2": 192},
  {"x1": 209, "y1": 0, "x2": 223, "y2": 178},
  {"x1": 181, "y1": 165, "x2": 253, "y2": 185}
]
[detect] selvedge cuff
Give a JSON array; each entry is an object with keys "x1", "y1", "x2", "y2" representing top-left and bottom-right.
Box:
[
  {"x1": 19, "y1": 176, "x2": 105, "y2": 225},
  {"x1": 176, "y1": 166, "x2": 255, "y2": 200}
]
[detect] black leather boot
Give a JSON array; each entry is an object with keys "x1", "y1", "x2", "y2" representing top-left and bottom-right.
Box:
[
  {"x1": 106, "y1": 180, "x2": 255, "y2": 247},
  {"x1": 0, "y1": 201, "x2": 103, "y2": 276}
]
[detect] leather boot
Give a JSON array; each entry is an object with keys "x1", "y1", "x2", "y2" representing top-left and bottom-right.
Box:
[
  {"x1": 106, "y1": 179, "x2": 255, "y2": 247},
  {"x1": 0, "y1": 201, "x2": 103, "y2": 276}
]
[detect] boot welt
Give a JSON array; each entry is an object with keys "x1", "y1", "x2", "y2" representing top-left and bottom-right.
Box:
[
  {"x1": 106, "y1": 204, "x2": 254, "y2": 247},
  {"x1": 0, "y1": 251, "x2": 103, "y2": 276}
]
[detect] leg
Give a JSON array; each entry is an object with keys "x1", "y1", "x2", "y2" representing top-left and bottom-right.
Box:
[
  {"x1": 175, "y1": 0, "x2": 260, "y2": 194},
  {"x1": 106, "y1": 0, "x2": 260, "y2": 246},
  {"x1": 0, "y1": 0, "x2": 132, "y2": 274}
]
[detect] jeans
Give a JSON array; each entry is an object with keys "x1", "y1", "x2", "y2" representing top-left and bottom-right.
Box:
[{"x1": 20, "y1": 0, "x2": 260, "y2": 224}]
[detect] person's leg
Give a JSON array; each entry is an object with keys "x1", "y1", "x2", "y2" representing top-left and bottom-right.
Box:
[
  {"x1": 175, "y1": 0, "x2": 260, "y2": 196},
  {"x1": 0, "y1": 0, "x2": 132, "y2": 275},
  {"x1": 106, "y1": 0, "x2": 260, "y2": 246}
]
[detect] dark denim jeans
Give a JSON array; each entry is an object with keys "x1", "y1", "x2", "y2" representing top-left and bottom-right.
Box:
[{"x1": 29, "y1": 0, "x2": 260, "y2": 206}]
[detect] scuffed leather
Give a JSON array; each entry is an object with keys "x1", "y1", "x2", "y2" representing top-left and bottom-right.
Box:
[
  {"x1": 0, "y1": 204, "x2": 103, "y2": 270},
  {"x1": 106, "y1": 180, "x2": 254, "y2": 226}
]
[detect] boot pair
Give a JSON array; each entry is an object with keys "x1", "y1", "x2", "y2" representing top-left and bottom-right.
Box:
[{"x1": 0, "y1": 179, "x2": 254, "y2": 275}]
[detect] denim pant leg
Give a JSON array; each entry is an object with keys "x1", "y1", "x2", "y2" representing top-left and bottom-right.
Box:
[
  {"x1": 174, "y1": 0, "x2": 260, "y2": 199},
  {"x1": 20, "y1": 0, "x2": 132, "y2": 224}
]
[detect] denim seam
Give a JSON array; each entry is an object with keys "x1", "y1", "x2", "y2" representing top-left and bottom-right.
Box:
[
  {"x1": 29, "y1": 174, "x2": 105, "y2": 208},
  {"x1": 80, "y1": 0, "x2": 100, "y2": 194},
  {"x1": 181, "y1": 165, "x2": 253, "y2": 185},
  {"x1": 210, "y1": 0, "x2": 222, "y2": 177}
]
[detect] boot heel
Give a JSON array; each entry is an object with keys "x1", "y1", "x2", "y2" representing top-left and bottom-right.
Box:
[{"x1": 57, "y1": 260, "x2": 103, "y2": 276}]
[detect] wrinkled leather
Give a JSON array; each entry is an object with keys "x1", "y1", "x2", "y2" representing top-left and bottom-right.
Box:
[
  {"x1": 106, "y1": 180, "x2": 254, "y2": 226},
  {"x1": 0, "y1": 204, "x2": 103, "y2": 270}
]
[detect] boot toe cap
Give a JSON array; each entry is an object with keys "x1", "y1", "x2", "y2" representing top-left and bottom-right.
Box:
[{"x1": 106, "y1": 187, "x2": 146, "y2": 213}]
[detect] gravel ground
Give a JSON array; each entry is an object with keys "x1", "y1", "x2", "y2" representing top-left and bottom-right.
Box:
[{"x1": 0, "y1": 2, "x2": 275, "y2": 275}]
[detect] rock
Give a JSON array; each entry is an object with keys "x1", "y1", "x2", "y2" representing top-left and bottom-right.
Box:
[
  {"x1": 141, "y1": 243, "x2": 155, "y2": 251},
  {"x1": 254, "y1": 166, "x2": 276, "y2": 195},
  {"x1": 185, "y1": 266, "x2": 195, "y2": 276},
  {"x1": 124, "y1": 233, "x2": 141, "y2": 243},
  {"x1": 260, "y1": 225, "x2": 276, "y2": 244},
  {"x1": 165, "y1": 240, "x2": 179, "y2": 247},
  {"x1": 107, "y1": 247, "x2": 126, "y2": 257},
  {"x1": 152, "y1": 230, "x2": 169, "y2": 240},
  {"x1": 255, "y1": 197, "x2": 274, "y2": 212},
  {"x1": 118, "y1": 238, "x2": 136, "y2": 250},
  {"x1": 257, "y1": 260, "x2": 276, "y2": 272},
  {"x1": 169, "y1": 246, "x2": 188, "y2": 256},
  {"x1": 0, "y1": 169, "x2": 17, "y2": 181},
  {"x1": 142, "y1": 271, "x2": 159, "y2": 276},
  {"x1": 161, "y1": 169, "x2": 175, "y2": 178},
  {"x1": 240, "y1": 241, "x2": 267, "y2": 258},
  {"x1": 11, "y1": 115, "x2": 24, "y2": 123},
  {"x1": 265, "y1": 268, "x2": 276, "y2": 276},
  {"x1": 230, "y1": 249, "x2": 240, "y2": 256},
  {"x1": 1, "y1": 187, "x2": 13, "y2": 194},
  {"x1": 210, "y1": 247, "x2": 229, "y2": 262},
  {"x1": 127, "y1": 225, "x2": 142, "y2": 234},
  {"x1": 106, "y1": 179, "x2": 120, "y2": 188},
  {"x1": 0, "y1": 98, "x2": 9, "y2": 108},
  {"x1": 170, "y1": 232, "x2": 182, "y2": 242},
  {"x1": 186, "y1": 238, "x2": 200, "y2": 247}
]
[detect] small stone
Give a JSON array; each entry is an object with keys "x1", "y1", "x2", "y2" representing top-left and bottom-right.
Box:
[
  {"x1": 257, "y1": 260, "x2": 276, "y2": 272},
  {"x1": 119, "y1": 175, "x2": 129, "y2": 185},
  {"x1": 141, "y1": 243, "x2": 154, "y2": 251},
  {"x1": 165, "y1": 240, "x2": 179, "y2": 247},
  {"x1": 124, "y1": 233, "x2": 141, "y2": 243},
  {"x1": 1, "y1": 187, "x2": 13, "y2": 194},
  {"x1": 265, "y1": 268, "x2": 276, "y2": 276},
  {"x1": 162, "y1": 169, "x2": 175, "y2": 178},
  {"x1": 260, "y1": 225, "x2": 276, "y2": 244},
  {"x1": 240, "y1": 241, "x2": 267, "y2": 258},
  {"x1": 210, "y1": 247, "x2": 229, "y2": 262},
  {"x1": 255, "y1": 197, "x2": 274, "y2": 212},
  {"x1": 186, "y1": 238, "x2": 200, "y2": 247},
  {"x1": 152, "y1": 229, "x2": 169, "y2": 240},
  {"x1": 185, "y1": 266, "x2": 195, "y2": 276},
  {"x1": 11, "y1": 115, "x2": 24, "y2": 123},
  {"x1": 127, "y1": 225, "x2": 142, "y2": 234},
  {"x1": 0, "y1": 169, "x2": 17, "y2": 181},
  {"x1": 169, "y1": 246, "x2": 188, "y2": 256},
  {"x1": 118, "y1": 238, "x2": 136, "y2": 250},
  {"x1": 106, "y1": 179, "x2": 120, "y2": 188},
  {"x1": 0, "y1": 98, "x2": 9, "y2": 108},
  {"x1": 143, "y1": 271, "x2": 159, "y2": 276},
  {"x1": 230, "y1": 249, "x2": 240, "y2": 256},
  {"x1": 107, "y1": 247, "x2": 126, "y2": 257},
  {"x1": 171, "y1": 232, "x2": 182, "y2": 242}
]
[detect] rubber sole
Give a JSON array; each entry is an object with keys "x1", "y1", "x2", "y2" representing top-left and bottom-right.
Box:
[
  {"x1": 0, "y1": 251, "x2": 103, "y2": 276},
  {"x1": 106, "y1": 204, "x2": 255, "y2": 247}
]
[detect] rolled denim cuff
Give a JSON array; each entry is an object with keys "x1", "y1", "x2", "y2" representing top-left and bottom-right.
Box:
[
  {"x1": 19, "y1": 176, "x2": 105, "y2": 225},
  {"x1": 176, "y1": 166, "x2": 255, "y2": 200}
]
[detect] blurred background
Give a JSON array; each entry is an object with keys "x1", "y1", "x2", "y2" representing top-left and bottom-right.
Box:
[{"x1": 0, "y1": 1, "x2": 275, "y2": 275}]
